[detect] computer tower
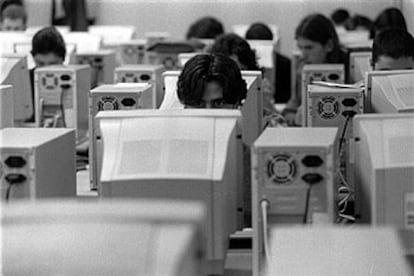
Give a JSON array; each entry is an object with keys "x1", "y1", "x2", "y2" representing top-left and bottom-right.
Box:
[
  {"x1": 2, "y1": 199, "x2": 207, "y2": 276},
  {"x1": 0, "y1": 128, "x2": 76, "y2": 200},
  {"x1": 252, "y1": 127, "x2": 338, "y2": 276},
  {"x1": 34, "y1": 64, "x2": 91, "y2": 143},
  {"x1": 114, "y1": 64, "x2": 165, "y2": 108},
  {"x1": 301, "y1": 64, "x2": 345, "y2": 126},
  {"x1": 89, "y1": 83, "x2": 154, "y2": 190},
  {"x1": 352, "y1": 113, "x2": 414, "y2": 255},
  {"x1": 264, "y1": 226, "x2": 411, "y2": 276},
  {"x1": 0, "y1": 54, "x2": 32, "y2": 123},
  {"x1": 74, "y1": 50, "x2": 116, "y2": 88},
  {"x1": 97, "y1": 109, "x2": 242, "y2": 275},
  {"x1": 119, "y1": 39, "x2": 147, "y2": 64},
  {"x1": 0, "y1": 85, "x2": 14, "y2": 128}
]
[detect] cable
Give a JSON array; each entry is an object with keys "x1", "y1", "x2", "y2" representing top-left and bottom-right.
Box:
[
  {"x1": 303, "y1": 184, "x2": 312, "y2": 224},
  {"x1": 5, "y1": 184, "x2": 12, "y2": 202},
  {"x1": 260, "y1": 200, "x2": 272, "y2": 266},
  {"x1": 338, "y1": 115, "x2": 352, "y2": 156},
  {"x1": 60, "y1": 87, "x2": 67, "y2": 128}
]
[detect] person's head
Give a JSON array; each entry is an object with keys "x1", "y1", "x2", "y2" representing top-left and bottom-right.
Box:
[
  {"x1": 331, "y1": 8, "x2": 350, "y2": 27},
  {"x1": 295, "y1": 13, "x2": 342, "y2": 64},
  {"x1": 177, "y1": 54, "x2": 247, "y2": 109},
  {"x1": 209, "y1": 33, "x2": 259, "y2": 71},
  {"x1": 372, "y1": 28, "x2": 414, "y2": 70},
  {"x1": 31, "y1": 26, "x2": 66, "y2": 67},
  {"x1": 245, "y1": 22, "x2": 273, "y2": 40},
  {"x1": 186, "y1": 16, "x2": 224, "y2": 40},
  {"x1": 348, "y1": 14, "x2": 373, "y2": 32},
  {"x1": 372, "y1": 7, "x2": 407, "y2": 38},
  {"x1": 0, "y1": 1, "x2": 26, "y2": 31}
]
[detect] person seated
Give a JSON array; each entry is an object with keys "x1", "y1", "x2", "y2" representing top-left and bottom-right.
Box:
[
  {"x1": 245, "y1": 22, "x2": 292, "y2": 104},
  {"x1": 177, "y1": 53, "x2": 247, "y2": 109},
  {"x1": 371, "y1": 7, "x2": 407, "y2": 39},
  {"x1": 185, "y1": 16, "x2": 224, "y2": 50},
  {"x1": 282, "y1": 13, "x2": 346, "y2": 126},
  {"x1": 371, "y1": 27, "x2": 414, "y2": 71},
  {"x1": 26, "y1": 26, "x2": 66, "y2": 122},
  {"x1": 0, "y1": 0, "x2": 26, "y2": 31},
  {"x1": 209, "y1": 33, "x2": 287, "y2": 127}
]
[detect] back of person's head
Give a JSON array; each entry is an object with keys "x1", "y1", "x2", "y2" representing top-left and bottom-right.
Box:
[
  {"x1": 0, "y1": 0, "x2": 26, "y2": 31},
  {"x1": 331, "y1": 8, "x2": 350, "y2": 26},
  {"x1": 372, "y1": 7, "x2": 407, "y2": 38},
  {"x1": 209, "y1": 33, "x2": 259, "y2": 70},
  {"x1": 177, "y1": 53, "x2": 247, "y2": 108},
  {"x1": 372, "y1": 28, "x2": 414, "y2": 69},
  {"x1": 186, "y1": 16, "x2": 224, "y2": 40},
  {"x1": 348, "y1": 14, "x2": 373, "y2": 31},
  {"x1": 245, "y1": 22, "x2": 273, "y2": 40},
  {"x1": 31, "y1": 26, "x2": 66, "y2": 59},
  {"x1": 295, "y1": 13, "x2": 343, "y2": 63}
]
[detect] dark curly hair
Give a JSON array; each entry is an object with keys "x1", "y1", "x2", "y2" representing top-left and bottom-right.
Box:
[
  {"x1": 209, "y1": 33, "x2": 260, "y2": 70},
  {"x1": 372, "y1": 27, "x2": 414, "y2": 65},
  {"x1": 177, "y1": 53, "x2": 247, "y2": 107},
  {"x1": 31, "y1": 26, "x2": 66, "y2": 59}
]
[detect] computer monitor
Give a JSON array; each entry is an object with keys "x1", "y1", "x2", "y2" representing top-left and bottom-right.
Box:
[
  {"x1": 34, "y1": 64, "x2": 90, "y2": 144},
  {"x1": 0, "y1": 54, "x2": 33, "y2": 124},
  {"x1": 62, "y1": 32, "x2": 102, "y2": 53},
  {"x1": 13, "y1": 41, "x2": 77, "y2": 69},
  {"x1": 339, "y1": 30, "x2": 371, "y2": 48},
  {"x1": 364, "y1": 70, "x2": 414, "y2": 113},
  {"x1": 2, "y1": 199, "x2": 207, "y2": 276},
  {"x1": 251, "y1": 127, "x2": 339, "y2": 276},
  {"x1": 0, "y1": 31, "x2": 30, "y2": 54},
  {"x1": 0, "y1": 128, "x2": 76, "y2": 200},
  {"x1": 159, "y1": 70, "x2": 263, "y2": 147},
  {"x1": 73, "y1": 50, "x2": 117, "y2": 88},
  {"x1": 370, "y1": 73, "x2": 414, "y2": 113},
  {"x1": 264, "y1": 226, "x2": 411, "y2": 276},
  {"x1": 353, "y1": 113, "x2": 414, "y2": 254},
  {"x1": 96, "y1": 109, "x2": 242, "y2": 275},
  {"x1": 88, "y1": 25, "x2": 136, "y2": 48},
  {"x1": 0, "y1": 85, "x2": 14, "y2": 128},
  {"x1": 349, "y1": 51, "x2": 372, "y2": 83},
  {"x1": 177, "y1": 52, "x2": 199, "y2": 68},
  {"x1": 301, "y1": 64, "x2": 345, "y2": 126}
]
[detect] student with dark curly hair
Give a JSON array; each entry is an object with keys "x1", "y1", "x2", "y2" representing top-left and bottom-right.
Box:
[
  {"x1": 372, "y1": 27, "x2": 414, "y2": 70},
  {"x1": 177, "y1": 53, "x2": 247, "y2": 109}
]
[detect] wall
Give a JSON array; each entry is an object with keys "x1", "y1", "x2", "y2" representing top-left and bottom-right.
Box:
[
  {"x1": 402, "y1": 0, "x2": 414, "y2": 35},
  {"x1": 25, "y1": 0, "x2": 402, "y2": 57}
]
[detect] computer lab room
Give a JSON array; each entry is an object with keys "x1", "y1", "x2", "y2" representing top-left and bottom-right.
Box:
[{"x1": 1, "y1": 0, "x2": 414, "y2": 275}]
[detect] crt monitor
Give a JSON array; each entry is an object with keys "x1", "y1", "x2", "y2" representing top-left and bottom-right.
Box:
[
  {"x1": 371, "y1": 73, "x2": 414, "y2": 113},
  {"x1": 365, "y1": 70, "x2": 414, "y2": 113},
  {"x1": 88, "y1": 25, "x2": 136, "y2": 47},
  {"x1": 264, "y1": 226, "x2": 411, "y2": 276},
  {"x1": 2, "y1": 199, "x2": 206, "y2": 276},
  {"x1": 0, "y1": 85, "x2": 14, "y2": 128},
  {"x1": 0, "y1": 54, "x2": 33, "y2": 124},
  {"x1": 96, "y1": 109, "x2": 242, "y2": 275},
  {"x1": 353, "y1": 113, "x2": 414, "y2": 254},
  {"x1": 349, "y1": 51, "x2": 372, "y2": 83}
]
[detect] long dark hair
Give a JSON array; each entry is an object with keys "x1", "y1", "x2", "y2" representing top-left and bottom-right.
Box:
[{"x1": 295, "y1": 13, "x2": 344, "y2": 63}]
